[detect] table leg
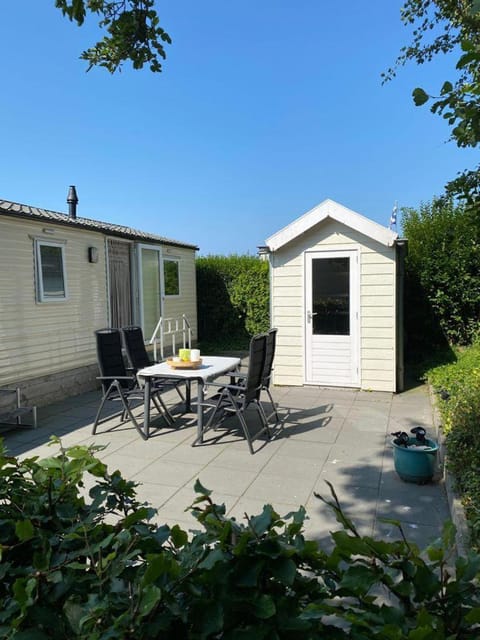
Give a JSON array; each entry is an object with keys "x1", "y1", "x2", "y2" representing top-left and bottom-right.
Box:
[
  {"x1": 185, "y1": 380, "x2": 191, "y2": 412},
  {"x1": 143, "y1": 379, "x2": 151, "y2": 439},
  {"x1": 195, "y1": 381, "x2": 204, "y2": 445}
]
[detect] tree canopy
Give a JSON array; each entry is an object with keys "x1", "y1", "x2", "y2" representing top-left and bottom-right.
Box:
[
  {"x1": 55, "y1": 0, "x2": 171, "y2": 73},
  {"x1": 385, "y1": 0, "x2": 480, "y2": 205}
]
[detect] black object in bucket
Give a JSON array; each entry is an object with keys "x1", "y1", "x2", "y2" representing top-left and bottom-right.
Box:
[{"x1": 391, "y1": 427, "x2": 439, "y2": 484}]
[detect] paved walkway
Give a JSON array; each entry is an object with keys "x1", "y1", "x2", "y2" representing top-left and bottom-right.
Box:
[{"x1": 2, "y1": 381, "x2": 450, "y2": 550}]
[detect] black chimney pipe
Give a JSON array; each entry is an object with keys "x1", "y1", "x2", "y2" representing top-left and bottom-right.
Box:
[{"x1": 67, "y1": 185, "x2": 79, "y2": 219}]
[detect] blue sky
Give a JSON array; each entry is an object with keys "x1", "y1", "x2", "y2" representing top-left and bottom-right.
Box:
[{"x1": 1, "y1": 1, "x2": 476, "y2": 254}]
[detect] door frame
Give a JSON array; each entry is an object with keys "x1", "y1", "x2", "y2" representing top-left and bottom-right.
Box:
[
  {"x1": 137, "y1": 243, "x2": 164, "y2": 341},
  {"x1": 304, "y1": 247, "x2": 360, "y2": 386}
]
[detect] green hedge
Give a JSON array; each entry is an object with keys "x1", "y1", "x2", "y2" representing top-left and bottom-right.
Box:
[
  {"x1": 2, "y1": 439, "x2": 480, "y2": 639},
  {"x1": 196, "y1": 255, "x2": 270, "y2": 347},
  {"x1": 427, "y1": 337, "x2": 480, "y2": 547},
  {"x1": 402, "y1": 198, "x2": 480, "y2": 349}
]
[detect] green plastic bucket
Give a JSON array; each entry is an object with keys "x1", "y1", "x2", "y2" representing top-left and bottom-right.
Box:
[{"x1": 392, "y1": 437, "x2": 438, "y2": 484}]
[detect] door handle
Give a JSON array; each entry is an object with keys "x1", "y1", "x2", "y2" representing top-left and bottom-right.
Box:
[{"x1": 307, "y1": 310, "x2": 318, "y2": 322}]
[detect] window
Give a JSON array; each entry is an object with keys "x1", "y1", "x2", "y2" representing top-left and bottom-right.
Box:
[
  {"x1": 35, "y1": 240, "x2": 67, "y2": 301},
  {"x1": 163, "y1": 259, "x2": 180, "y2": 296}
]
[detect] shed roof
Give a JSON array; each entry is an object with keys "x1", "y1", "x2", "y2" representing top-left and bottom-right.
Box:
[
  {"x1": 266, "y1": 199, "x2": 398, "y2": 251},
  {"x1": 0, "y1": 198, "x2": 198, "y2": 250}
]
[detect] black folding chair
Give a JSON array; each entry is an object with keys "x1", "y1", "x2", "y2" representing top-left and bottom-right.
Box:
[
  {"x1": 231, "y1": 328, "x2": 279, "y2": 424},
  {"x1": 203, "y1": 333, "x2": 271, "y2": 454},
  {"x1": 121, "y1": 326, "x2": 185, "y2": 403},
  {"x1": 92, "y1": 328, "x2": 174, "y2": 440},
  {"x1": 260, "y1": 328, "x2": 279, "y2": 423}
]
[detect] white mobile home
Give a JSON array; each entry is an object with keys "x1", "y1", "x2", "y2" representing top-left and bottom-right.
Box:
[
  {"x1": 0, "y1": 189, "x2": 198, "y2": 406},
  {"x1": 265, "y1": 199, "x2": 406, "y2": 393}
]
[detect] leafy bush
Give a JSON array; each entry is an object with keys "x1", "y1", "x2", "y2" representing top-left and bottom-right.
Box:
[
  {"x1": 402, "y1": 198, "x2": 480, "y2": 347},
  {"x1": 2, "y1": 438, "x2": 480, "y2": 639},
  {"x1": 196, "y1": 255, "x2": 270, "y2": 347},
  {"x1": 427, "y1": 338, "x2": 480, "y2": 546}
]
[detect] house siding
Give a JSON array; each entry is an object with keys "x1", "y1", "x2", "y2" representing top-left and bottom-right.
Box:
[
  {"x1": 0, "y1": 217, "x2": 108, "y2": 391},
  {"x1": 270, "y1": 219, "x2": 397, "y2": 392},
  {"x1": 0, "y1": 215, "x2": 198, "y2": 405}
]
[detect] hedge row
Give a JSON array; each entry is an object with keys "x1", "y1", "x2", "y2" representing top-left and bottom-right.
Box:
[{"x1": 196, "y1": 255, "x2": 270, "y2": 347}]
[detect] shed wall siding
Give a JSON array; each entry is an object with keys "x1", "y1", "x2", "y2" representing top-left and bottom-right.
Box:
[
  {"x1": 270, "y1": 220, "x2": 397, "y2": 392},
  {"x1": 0, "y1": 217, "x2": 108, "y2": 386}
]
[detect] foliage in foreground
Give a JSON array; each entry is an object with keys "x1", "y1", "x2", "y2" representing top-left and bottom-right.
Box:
[
  {"x1": 402, "y1": 198, "x2": 480, "y2": 347},
  {"x1": 1, "y1": 439, "x2": 480, "y2": 639},
  {"x1": 55, "y1": 0, "x2": 172, "y2": 73},
  {"x1": 385, "y1": 0, "x2": 480, "y2": 205},
  {"x1": 196, "y1": 255, "x2": 270, "y2": 346},
  {"x1": 427, "y1": 337, "x2": 480, "y2": 547}
]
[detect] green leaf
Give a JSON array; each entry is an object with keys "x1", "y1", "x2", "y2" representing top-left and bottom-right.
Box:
[
  {"x1": 170, "y1": 524, "x2": 188, "y2": 548},
  {"x1": 15, "y1": 519, "x2": 34, "y2": 541},
  {"x1": 413, "y1": 87, "x2": 429, "y2": 106},
  {"x1": 194, "y1": 478, "x2": 212, "y2": 496},
  {"x1": 199, "y1": 548, "x2": 227, "y2": 570},
  {"x1": 138, "y1": 584, "x2": 162, "y2": 617},
  {"x1": 271, "y1": 557, "x2": 297, "y2": 585},
  {"x1": 255, "y1": 594, "x2": 277, "y2": 620},
  {"x1": 441, "y1": 81, "x2": 453, "y2": 94},
  {"x1": 254, "y1": 594, "x2": 276, "y2": 619},
  {"x1": 339, "y1": 564, "x2": 380, "y2": 594},
  {"x1": 465, "y1": 607, "x2": 480, "y2": 623},
  {"x1": 249, "y1": 505, "x2": 274, "y2": 535}
]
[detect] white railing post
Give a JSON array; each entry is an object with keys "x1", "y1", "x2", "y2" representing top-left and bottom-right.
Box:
[{"x1": 149, "y1": 315, "x2": 192, "y2": 361}]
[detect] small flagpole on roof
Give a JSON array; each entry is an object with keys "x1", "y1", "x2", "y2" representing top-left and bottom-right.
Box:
[{"x1": 389, "y1": 201, "x2": 398, "y2": 230}]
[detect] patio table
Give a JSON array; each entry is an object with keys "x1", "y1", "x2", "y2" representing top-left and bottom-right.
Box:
[{"x1": 137, "y1": 356, "x2": 241, "y2": 442}]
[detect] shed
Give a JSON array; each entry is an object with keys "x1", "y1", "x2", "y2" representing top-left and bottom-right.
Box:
[
  {"x1": 0, "y1": 190, "x2": 198, "y2": 406},
  {"x1": 265, "y1": 199, "x2": 406, "y2": 393}
]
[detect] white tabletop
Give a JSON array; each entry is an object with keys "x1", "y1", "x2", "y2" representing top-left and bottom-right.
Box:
[{"x1": 138, "y1": 356, "x2": 240, "y2": 382}]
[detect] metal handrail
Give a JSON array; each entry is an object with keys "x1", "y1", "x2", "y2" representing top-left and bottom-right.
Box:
[{"x1": 149, "y1": 314, "x2": 192, "y2": 361}]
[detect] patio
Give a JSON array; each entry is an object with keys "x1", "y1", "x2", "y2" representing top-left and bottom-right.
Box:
[{"x1": 2, "y1": 380, "x2": 450, "y2": 550}]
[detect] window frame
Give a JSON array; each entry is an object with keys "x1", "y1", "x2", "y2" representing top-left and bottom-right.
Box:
[
  {"x1": 163, "y1": 257, "x2": 181, "y2": 297},
  {"x1": 35, "y1": 239, "x2": 68, "y2": 303}
]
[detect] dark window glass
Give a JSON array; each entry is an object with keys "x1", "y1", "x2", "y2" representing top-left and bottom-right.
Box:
[
  {"x1": 164, "y1": 259, "x2": 180, "y2": 296},
  {"x1": 40, "y1": 244, "x2": 66, "y2": 299},
  {"x1": 312, "y1": 257, "x2": 349, "y2": 335}
]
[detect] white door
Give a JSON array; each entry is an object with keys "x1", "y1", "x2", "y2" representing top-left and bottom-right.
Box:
[
  {"x1": 138, "y1": 245, "x2": 164, "y2": 340},
  {"x1": 305, "y1": 250, "x2": 359, "y2": 386}
]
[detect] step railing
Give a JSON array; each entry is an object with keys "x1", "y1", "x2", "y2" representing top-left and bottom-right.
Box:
[{"x1": 149, "y1": 314, "x2": 192, "y2": 361}]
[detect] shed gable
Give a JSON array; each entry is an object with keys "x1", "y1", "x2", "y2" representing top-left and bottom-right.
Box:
[{"x1": 266, "y1": 199, "x2": 398, "y2": 252}]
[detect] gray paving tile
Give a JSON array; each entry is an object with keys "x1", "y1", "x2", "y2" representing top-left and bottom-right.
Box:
[
  {"x1": 206, "y1": 447, "x2": 275, "y2": 472},
  {"x1": 316, "y1": 459, "x2": 383, "y2": 492},
  {"x1": 3, "y1": 382, "x2": 452, "y2": 553},
  {"x1": 244, "y1": 472, "x2": 314, "y2": 506},
  {"x1": 133, "y1": 458, "x2": 204, "y2": 487},
  {"x1": 262, "y1": 453, "x2": 325, "y2": 481},
  {"x1": 196, "y1": 465, "x2": 259, "y2": 497},
  {"x1": 275, "y1": 439, "x2": 332, "y2": 462}
]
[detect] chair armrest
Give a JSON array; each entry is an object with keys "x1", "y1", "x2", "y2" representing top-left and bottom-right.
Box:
[{"x1": 97, "y1": 376, "x2": 135, "y2": 382}]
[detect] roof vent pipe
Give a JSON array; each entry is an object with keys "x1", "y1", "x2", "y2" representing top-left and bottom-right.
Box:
[{"x1": 67, "y1": 185, "x2": 79, "y2": 219}]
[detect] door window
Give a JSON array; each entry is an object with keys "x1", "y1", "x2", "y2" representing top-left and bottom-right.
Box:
[{"x1": 312, "y1": 257, "x2": 349, "y2": 335}]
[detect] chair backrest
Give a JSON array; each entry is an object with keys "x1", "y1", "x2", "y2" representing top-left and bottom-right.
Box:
[
  {"x1": 95, "y1": 328, "x2": 129, "y2": 390},
  {"x1": 261, "y1": 328, "x2": 277, "y2": 389},
  {"x1": 121, "y1": 326, "x2": 152, "y2": 371},
  {"x1": 243, "y1": 333, "x2": 267, "y2": 404}
]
